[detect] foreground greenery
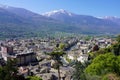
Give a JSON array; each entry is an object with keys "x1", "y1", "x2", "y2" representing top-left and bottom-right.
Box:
[
  {"x1": 0, "y1": 59, "x2": 42, "y2": 80},
  {"x1": 85, "y1": 53, "x2": 120, "y2": 78}
]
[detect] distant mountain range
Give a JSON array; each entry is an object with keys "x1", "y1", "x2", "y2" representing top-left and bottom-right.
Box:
[
  {"x1": 103, "y1": 16, "x2": 120, "y2": 25},
  {"x1": 43, "y1": 9, "x2": 120, "y2": 34},
  {"x1": 0, "y1": 5, "x2": 120, "y2": 38}
]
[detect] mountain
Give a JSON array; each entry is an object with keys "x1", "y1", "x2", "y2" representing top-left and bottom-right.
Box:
[
  {"x1": 103, "y1": 16, "x2": 120, "y2": 25},
  {"x1": 43, "y1": 9, "x2": 120, "y2": 34},
  {"x1": 0, "y1": 6, "x2": 78, "y2": 38},
  {"x1": 0, "y1": 5, "x2": 120, "y2": 38},
  {"x1": 43, "y1": 9, "x2": 74, "y2": 18},
  {"x1": 43, "y1": 9, "x2": 120, "y2": 26}
]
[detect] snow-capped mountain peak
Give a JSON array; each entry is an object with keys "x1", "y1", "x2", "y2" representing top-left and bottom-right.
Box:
[{"x1": 42, "y1": 9, "x2": 74, "y2": 17}]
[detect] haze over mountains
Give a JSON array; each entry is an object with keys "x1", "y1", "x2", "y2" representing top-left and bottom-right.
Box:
[{"x1": 0, "y1": 5, "x2": 120, "y2": 38}]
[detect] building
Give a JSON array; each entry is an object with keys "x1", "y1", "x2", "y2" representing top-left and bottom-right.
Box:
[
  {"x1": 0, "y1": 46, "x2": 14, "y2": 61},
  {"x1": 1, "y1": 46, "x2": 14, "y2": 55},
  {"x1": 77, "y1": 54, "x2": 88, "y2": 63},
  {"x1": 16, "y1": 52, "x2": 37, "y2": 66}
]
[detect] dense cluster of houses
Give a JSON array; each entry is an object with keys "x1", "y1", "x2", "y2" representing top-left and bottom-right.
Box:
[
  {"x1": 67, "y1": 38, "x2": 112, "y2": 62},
  {"x1": 0, "y1": 37, "x2": 112, "y2": 80}
]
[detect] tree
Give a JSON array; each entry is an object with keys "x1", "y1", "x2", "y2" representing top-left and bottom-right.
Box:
[
  {"x1": 92, "y1": 45, "x2": 99, "y2": 52},
  {"x1": 51, "y1": 44, "x2": 66, "y2": 80},
  {"x1": 73, "y1": 61, "x2": 88, "y2": 80},
  {"x1": 85, "y1": 53, "x2": 120, "y2": 76},
  {"x1": 59, "y1": 43, "x2": 66, "y2": 50},
  {"x1": 112, "y1": 43, "x2": 120, "y2": 55},
  {"x1": 116, "y1": 35, "x2": 120, "y2": 43},
  {"x1": 0, "y1": 59, "x2": 26, "y2": 80},
  {"x1": 89, "y1": 46, "x2": 112, "y2": 59},
  {"x1": 49, "y1": 51, "x2": 65, "y2": 80},
  {"x1": 112, "y1": 35, "x2": 120, "y2": 56},
  {"x1": 0, "y1": 59, "x2": 43, "y2": 80}
]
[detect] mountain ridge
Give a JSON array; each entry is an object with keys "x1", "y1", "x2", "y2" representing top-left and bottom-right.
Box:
[
  {"x1": 43, "y1": 9, "x2": 120, "y2": 34},
  {"x1": 0, "y1": 6, "x2": 120, "y2": 38}
]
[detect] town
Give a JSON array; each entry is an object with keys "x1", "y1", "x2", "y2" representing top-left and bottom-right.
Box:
[{"x1": 0, "y1": 36, "x2": 112, "y2": 80}]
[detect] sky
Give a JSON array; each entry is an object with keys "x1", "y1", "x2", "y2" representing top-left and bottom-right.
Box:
[{"x1": 0, "y1": 0, "x2": 119, "y2": 17}]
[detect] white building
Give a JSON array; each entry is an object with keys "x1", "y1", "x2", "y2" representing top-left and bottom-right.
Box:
[{"x1": 77, "y1": 54, "x2": 88, "y2": 63}]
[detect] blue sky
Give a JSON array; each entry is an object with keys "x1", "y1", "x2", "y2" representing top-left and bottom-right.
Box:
[{"x1": 0, "y1": 0, "x2": 119, "y2": 17}]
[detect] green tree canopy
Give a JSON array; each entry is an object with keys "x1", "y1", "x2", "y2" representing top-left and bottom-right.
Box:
[
  {"x1": 112, "y1": 43, "x2": 120, "y2": 56},
  {"x1": 0, "y1": 59, "x2": 19, "y2": 80},
  {"x1": 89, "y1": 46, "x2": 112, "y2": 59},
  {"x1": 111, "y1": 35, "x2": 120, "y2": 56},
  {"x1": 73, "y1": 61, "x2": 88, "y2": 80},
  {"x1": 49, "y1": 51, "x2": 65, "y2": 80},
  {"x1": 59, "y1": 43, "x2": 66, "y2": 50},
  {"x1": 85, "y1": 53, "x2": 120, "y2": 76},
  {"x1": 0, "y1": 59, "x2": 43, "y2": 80}
]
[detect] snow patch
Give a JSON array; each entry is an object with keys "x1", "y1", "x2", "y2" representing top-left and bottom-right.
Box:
[{"x1": 42, "y1": 9, "x2": 74, "y2": 17}]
